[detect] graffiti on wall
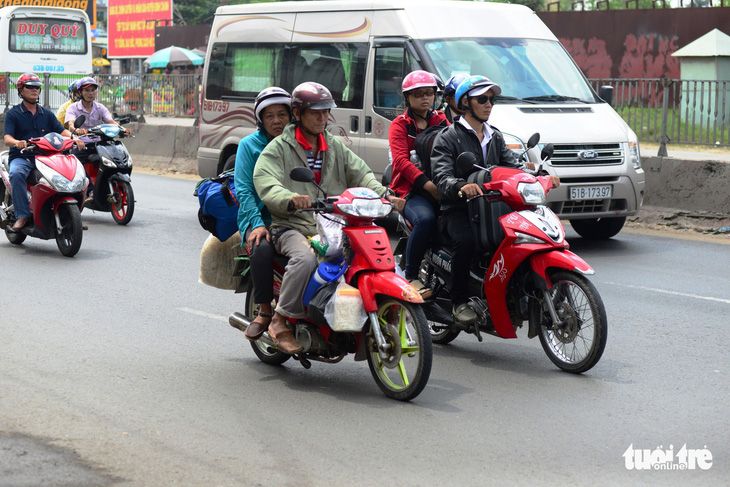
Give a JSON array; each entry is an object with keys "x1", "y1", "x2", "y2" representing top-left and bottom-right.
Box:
[
  {"x1": 559, "y1": 37, "x2": 612, "y2": 78},
  {"x1": 620, "y1": 33, "x2": 680, "y2": 79}
]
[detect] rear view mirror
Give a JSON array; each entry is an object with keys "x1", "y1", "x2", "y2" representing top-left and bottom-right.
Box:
[
  {"x1": 526, "y1": 133, "x2": 540, "y2": 150},
  {"x1": 73, "y1": 115, "x2": 86, "y2": 133},
  {"x1": 456, "y1": 152, "x2": 478, "y2": 173},
  {"x1": 290, "y1": 166, "x2": 315, "y2": 183},
  {"x1": 541, "y1": 143, "x2": 554, "y2": 161}
]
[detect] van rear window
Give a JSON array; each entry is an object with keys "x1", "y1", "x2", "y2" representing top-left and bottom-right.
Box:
[{"x1": 206, "y1": 42, "x2": 367, "y2": 109}]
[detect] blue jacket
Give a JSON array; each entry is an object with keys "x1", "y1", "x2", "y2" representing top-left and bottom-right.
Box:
[{"x1": 234, "y1": 129, "x2": 272, "y2": 245}]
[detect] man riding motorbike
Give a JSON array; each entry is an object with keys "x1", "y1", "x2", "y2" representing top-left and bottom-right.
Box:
[
  {"x1": 3, "y1": 73, "x2": 85, "y2": 231},
  {"x1": 253, "y1": 82, "x2": 405, "y2": 354},
  {"x1": 431, "y1": 75, "x2": 560, "y2": 325},
  {"x1": 231, "y1": 86, "x2": 292, "y2": 341}
]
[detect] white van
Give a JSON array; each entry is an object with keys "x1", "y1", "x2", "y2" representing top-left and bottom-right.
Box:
[{"x1": 198, "y1": 0, "x2": 644, "y2": 239}]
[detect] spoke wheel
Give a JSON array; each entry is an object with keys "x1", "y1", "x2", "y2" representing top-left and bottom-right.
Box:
[
  {"x1": 245, "y1": 292, "x2": 290, "y2": 366},
  {"x1": 532, "y1": 271, "x2": 607, "y2": 374},
  {"x1": 428, "y1": 319, "x2": 460, "y2": 345},
  {"x1": 111, "y1": 181, "x2": 135, "y2": 225},
  {"x1": 366, "y1": 298, "x2": 432, "y2": 401},
  {"x1": 55, "y1": 204, "x2": 83, "y2": 257}
]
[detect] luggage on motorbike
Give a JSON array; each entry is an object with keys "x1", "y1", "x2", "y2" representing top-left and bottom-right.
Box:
[
  {"x1": 413, "y1": 124, "x2": 447, "y2": 179},
  {"x1": 466, "y1": 170, "x2": 510, "y2": 252},
  {"x1": 199, "y1": 233, "x2": 246, "y2": 290},
  {"x1": 194, "y1": 169, "x2": 239, "y2": 242},
  {"x1": 326, "y1": 281, "x2": 367, "y2": 332},
  {"x1": 307, "y1": 280, "x2": 339, "y2": 327},
  {"x1": 302, "y1": 260, "x2": 348, "y2": 306}
]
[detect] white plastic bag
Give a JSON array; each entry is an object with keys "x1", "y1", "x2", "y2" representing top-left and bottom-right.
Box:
[
  {"x1": 324, "y1": 280, "x2": 367, "y2": 332},
  {"x1": 316, "y1": 213, "x2": 346, "y2": 260}
]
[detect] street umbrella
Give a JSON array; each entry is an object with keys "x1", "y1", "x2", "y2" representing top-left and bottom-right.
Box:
[
  {"x1": 92, "y1": 57, "x2": 110, "y2": 67},
  {"x1": 143, "y1": 46, "x2": 204, "y2": 69},
  {"x1": 192, "y1": 48, "x2": 206, "y2": 58}
]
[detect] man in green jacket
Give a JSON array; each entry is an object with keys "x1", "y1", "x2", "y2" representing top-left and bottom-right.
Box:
[{"x1": 254, "y1": 82, "x2": 404, "y2": 354}]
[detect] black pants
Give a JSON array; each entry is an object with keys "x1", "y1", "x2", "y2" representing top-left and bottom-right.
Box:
[
  {"x1": 438, "y1": 209, "x2": 474, "y2": 306},
  {"x1": 245, "y1": 227, "x2": 276, "y2": 305}
]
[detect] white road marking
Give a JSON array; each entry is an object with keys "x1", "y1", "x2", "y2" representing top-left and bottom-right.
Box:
[
  {"x1": 177, "y1": 307, "x2": 229, "y2": 322},
  {"x1": 606, "y1": 282, "x2": 730, "y2": 305}
]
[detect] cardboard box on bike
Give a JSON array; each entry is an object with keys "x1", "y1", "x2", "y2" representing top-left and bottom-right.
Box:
[{"x1": 198, "y1": 0, "x2": 645, "y2": 239}]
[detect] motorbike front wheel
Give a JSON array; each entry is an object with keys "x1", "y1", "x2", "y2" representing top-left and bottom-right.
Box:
[
  {"x1": 244, "y1": 292, "x2": 290, "y2": 366},
  {"x1": 366, "y1": 297, "x2": 432, "y2": 401},
  {"x1": 531, "y1": 270, "x2": 607, "y2": 374},
  {"x1": 111, "y1": 180, "x2": 135, "y2": 225},
  {"x1": 55, "y1": 204, "x2": 83, "y2": 257}
]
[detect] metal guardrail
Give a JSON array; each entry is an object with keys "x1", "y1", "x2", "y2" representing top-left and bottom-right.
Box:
[
  {"x1": 589, "y1": 78, "x2": 730, "y2": 150},
  {"x1": 1, "y1": 73, "x2": 201, "y2": 120}
]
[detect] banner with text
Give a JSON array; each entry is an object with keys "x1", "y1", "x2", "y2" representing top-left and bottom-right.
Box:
[
  {"x1": 107, "y1": 0, "x2": 171, "y2": 58},
  {"x1": 0, "y1": 0, "x2": 96, "y2": 30}
]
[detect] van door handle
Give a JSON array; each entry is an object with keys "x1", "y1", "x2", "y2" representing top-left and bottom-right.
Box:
[
  {"x1": 350, "y1": 116, "x2": 359, "y2": 133},
  {"x1": 365, "y1": 116, "x2": 372, "y2": 134}
]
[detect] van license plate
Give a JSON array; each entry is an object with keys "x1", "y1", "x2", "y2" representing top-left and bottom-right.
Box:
[{"x1": 570, "y1": 185, "x2": 612, "y2": 200}]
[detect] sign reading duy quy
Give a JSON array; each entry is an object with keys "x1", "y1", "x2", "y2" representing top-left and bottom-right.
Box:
[
  {"x1": 1, "y1": 0, "x2": 96, "y2": 30},
  {"x1": 107, "y1": 0, "x2": 171, "y2": 58}
]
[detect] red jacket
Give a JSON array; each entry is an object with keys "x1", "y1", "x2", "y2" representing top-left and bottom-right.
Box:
[{"x1": 388, "y1": 108, "x2": 449, "y2": 198}]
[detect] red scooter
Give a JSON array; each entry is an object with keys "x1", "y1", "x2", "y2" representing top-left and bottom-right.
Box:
[
  {"x1": 229, "y1": 167, "x2": 432, "y2": 401},
  {"x1": 397, "y1": 140, "x2": 607, "y2": 373},
  {"x1": 0, "y1": 119, "x2": 88, "y2": 257}
]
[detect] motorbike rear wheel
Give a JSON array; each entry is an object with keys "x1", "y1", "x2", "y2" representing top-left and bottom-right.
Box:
[
  {"x1": 245, "y1": 292, "x2": 290, "y2": 366},
  {"x1": 531, "y1": 270, "x2": 607, "y2": 374},
  {"x1": 111, "y1": 180, "x2": 135, "y2": 225},
  {"x1": 366, "y1": 297, "x2": 432, "y2": 401},
  {"x1": 55, "y1": 204, "x2": 83, "y2": 257}
]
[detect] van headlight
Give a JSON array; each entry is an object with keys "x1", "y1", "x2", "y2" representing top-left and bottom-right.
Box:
[
  {"x1": 517, "y1": 181, "x2": 546, "y2": 205},
  {"x1": 337, "y1": 197, "x2": 392, "y2": 218},
  {"x1": 628, "y1": 131, "x2": 641, "y2": 169}
]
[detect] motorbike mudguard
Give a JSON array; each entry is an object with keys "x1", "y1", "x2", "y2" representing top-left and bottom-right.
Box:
[
  {"x1": 529, "y1": 250, "x2": 594, "y2": 289},
  {"x1": 356, "y1": 271, "x2": 423, "y2": 312},
  {"x1": 109, "y1": 173, "x2": 132, "y2": 183}
]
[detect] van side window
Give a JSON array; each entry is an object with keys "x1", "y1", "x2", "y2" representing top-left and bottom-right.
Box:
[
  {"x1": 373, "y1": 46, "x2": 420, "y2": 119},
  {"x1": 287, "y1": 43, "x2": 367, "y2": 109},
  {"x1": 204, "y1": 42, "x2": 366, "y2": 108}
]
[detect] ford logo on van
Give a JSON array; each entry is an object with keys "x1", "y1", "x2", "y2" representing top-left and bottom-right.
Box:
[{"x1": 578, "y1": 150, "x2": 598, "y2": 160}]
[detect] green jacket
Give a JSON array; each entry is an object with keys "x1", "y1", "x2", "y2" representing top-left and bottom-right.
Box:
[{"x1": 253, "y1": 124, "x2": 386, "y2": 236}]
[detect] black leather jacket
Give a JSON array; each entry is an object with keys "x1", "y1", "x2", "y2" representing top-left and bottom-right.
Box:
[{"x1": 431, "y1": 121, "x2": 526, "y2": 212}]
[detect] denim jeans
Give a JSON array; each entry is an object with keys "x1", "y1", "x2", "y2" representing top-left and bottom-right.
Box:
[
  {"x1": 403, "y1": 194, "x2": 437, "y2": 280},
  {"x1": 9, "y1": 157, "x2": 34, "y2": 219}
]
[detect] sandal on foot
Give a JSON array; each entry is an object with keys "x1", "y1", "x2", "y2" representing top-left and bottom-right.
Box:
[
  {"x1": 244, "y1": 312, "x2": 273, "y2": 341},
  {"x1": 409, "y1": 278, "x2": 433, "y2": 300},
  {"x1": 269, "y1": 326, "x2": 303, "y2": 354}
]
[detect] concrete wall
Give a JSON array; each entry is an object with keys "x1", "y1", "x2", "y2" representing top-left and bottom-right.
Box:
[{"x1": 121, "y1": 122, "x2": 199, "y2": 174}]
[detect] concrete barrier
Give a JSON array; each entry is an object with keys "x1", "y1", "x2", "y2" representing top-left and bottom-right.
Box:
[{"x1": 2, "y1": 118, "x2": 728, "y2": 215}]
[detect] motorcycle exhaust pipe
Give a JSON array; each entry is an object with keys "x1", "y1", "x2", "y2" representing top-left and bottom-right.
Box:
[{"x1": 229, "y1": 311, "x2": 276, "y2": 348}]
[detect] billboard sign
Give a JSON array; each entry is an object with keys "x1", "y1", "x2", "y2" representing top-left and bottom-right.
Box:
[
  {"x1": 107, "y1": 0, "x2": 171, "y2": 58},
  {"x1": 0, "y1": 0, "x2": 96, "y2": 30}
]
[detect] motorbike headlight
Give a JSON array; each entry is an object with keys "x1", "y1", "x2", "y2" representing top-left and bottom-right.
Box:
[
  {"x1": 37, "y1": 161, "x2": 86, "y2": 193},
  {"x1": 628, "y1": 130, "x2": 641, "y2": 169},
  {"x1": 337, "y1": 197, "x2": 392, "y2": 219},
  {"x1": 514, "y1": 232, "x2": 546, "y2": 245},
  {"x1": 102, "y1": 156, "x2": 116, "y2": 168},
  {"x1": 517, "y1": 181, "x2": 546, "y2": 205}
]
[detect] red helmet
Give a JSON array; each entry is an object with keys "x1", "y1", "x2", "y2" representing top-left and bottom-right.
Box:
[
  {"x1": 17, "y1": 73, "x2": 42, "y2": 92},
  {"x1": 401, "y1": 70, "x2": 438, "y2": 93},
  {"x1": 291, "y1": 82, "x2": 336, "y2": 113}
]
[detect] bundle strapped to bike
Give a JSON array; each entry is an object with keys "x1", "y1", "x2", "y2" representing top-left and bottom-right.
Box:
[
  {"x1": 194, "y1": 169, "x2": 239, "y2": 242},
  {"x1": 466, "y1": 170, "x2": 510, "y2": 252}
]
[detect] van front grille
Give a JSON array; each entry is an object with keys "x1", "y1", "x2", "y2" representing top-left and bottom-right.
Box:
[{"x1": 550, "y1": 144, "x2": 624, "y2": 167}]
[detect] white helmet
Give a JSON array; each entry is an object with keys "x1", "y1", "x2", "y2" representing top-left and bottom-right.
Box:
[{"x1": 254, "y1": 87, "x2": 291, "y2": 127}]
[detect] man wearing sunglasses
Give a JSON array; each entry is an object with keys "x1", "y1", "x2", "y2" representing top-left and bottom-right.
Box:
[
  {"x1": 3, "y1": 73, "x2": 84, "y2": 231},
  {"x1": 430, "y1": 75, "x2": 560, "y2": 325}
]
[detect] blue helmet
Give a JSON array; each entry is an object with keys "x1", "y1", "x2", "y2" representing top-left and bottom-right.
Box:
[
  {"x1": 444, "y1": 73, "x2": 470, "y2": 98},
  {"x1": 77, "y1": 76, "x2": 98, "y2": 91},
  {"x1": 455, "y1": 75, "x2": 502, "y2": 110}
]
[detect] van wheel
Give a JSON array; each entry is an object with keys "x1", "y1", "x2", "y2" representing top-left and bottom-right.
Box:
[
  {"x1": 569, "y1": 217, "x2": 625, "y2": 240},
  {"x1": 222, "y1": 154, "x2": 236, "y2": 172}
]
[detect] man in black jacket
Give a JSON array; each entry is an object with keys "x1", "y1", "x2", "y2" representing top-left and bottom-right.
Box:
[{"x1": 431, "y1": 75, "x2": 559, "y2": 325}]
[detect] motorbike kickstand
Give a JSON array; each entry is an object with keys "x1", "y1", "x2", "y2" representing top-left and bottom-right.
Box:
[{"x1": 296, "y1": 354, "x2": 312, "y2": 369}]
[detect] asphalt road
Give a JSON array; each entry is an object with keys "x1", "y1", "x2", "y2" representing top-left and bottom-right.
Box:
[{"x1": 1, "y1": 173, "x2": 728, "y2": 486}]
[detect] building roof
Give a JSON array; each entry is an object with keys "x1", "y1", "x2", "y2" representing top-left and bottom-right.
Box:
[{"x1": 672, "y1": 28, "x2": 730, "y2": 57}]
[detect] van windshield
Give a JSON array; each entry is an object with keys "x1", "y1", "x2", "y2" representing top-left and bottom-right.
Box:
[{"x1": 424, "y1": 38, "x2": 595, "y2": 103}]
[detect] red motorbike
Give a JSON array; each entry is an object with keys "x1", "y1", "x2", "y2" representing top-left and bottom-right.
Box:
[
  {"x1": 397, "y1": 139, "x2": 607, "y2": 373},
  {"x1": 229, "y1": 167, "x2": 432, "y2": 401},
  {"x1": 0, "y1": 122, "x2": 88, "y2": 257}
]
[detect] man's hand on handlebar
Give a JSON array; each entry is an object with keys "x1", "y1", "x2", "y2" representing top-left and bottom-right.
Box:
[
  {"x1": 387, "y1": 195, "x2": 405, "y2": 212},
  {"x1": 525, "y1": 161, "x2": 536, "y2": 171},
  {"x1": 289, "y1": 194, "x2": 312, "y2": 210},
  {"x1": 459, "y1": 183, "x2": 483, "y2": 199},
  {"x1": 549, "y1": 175, "x2": 560, "y2": 188},
  {"x1": 14, "y1": 140, "x2": 28, "y2": 150},
  {"x1": 74, "y1": 137, "x2": 85, "y2": 151}
]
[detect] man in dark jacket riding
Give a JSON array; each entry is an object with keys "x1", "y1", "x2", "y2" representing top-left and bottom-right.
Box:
[{"x1": 431, "y1": 75, "x2": 559, "y2": 325}]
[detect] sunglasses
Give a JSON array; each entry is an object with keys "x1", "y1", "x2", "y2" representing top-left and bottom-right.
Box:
[
  {"x1": 24, "y1": 86, "x2": 41, "y2": 91},
  {"x1": 409, "y1": 89, "x2": 435, "y2": 99},
  {"x1": 475, "y1": 95, "x2": 497, "y2": 105}
]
